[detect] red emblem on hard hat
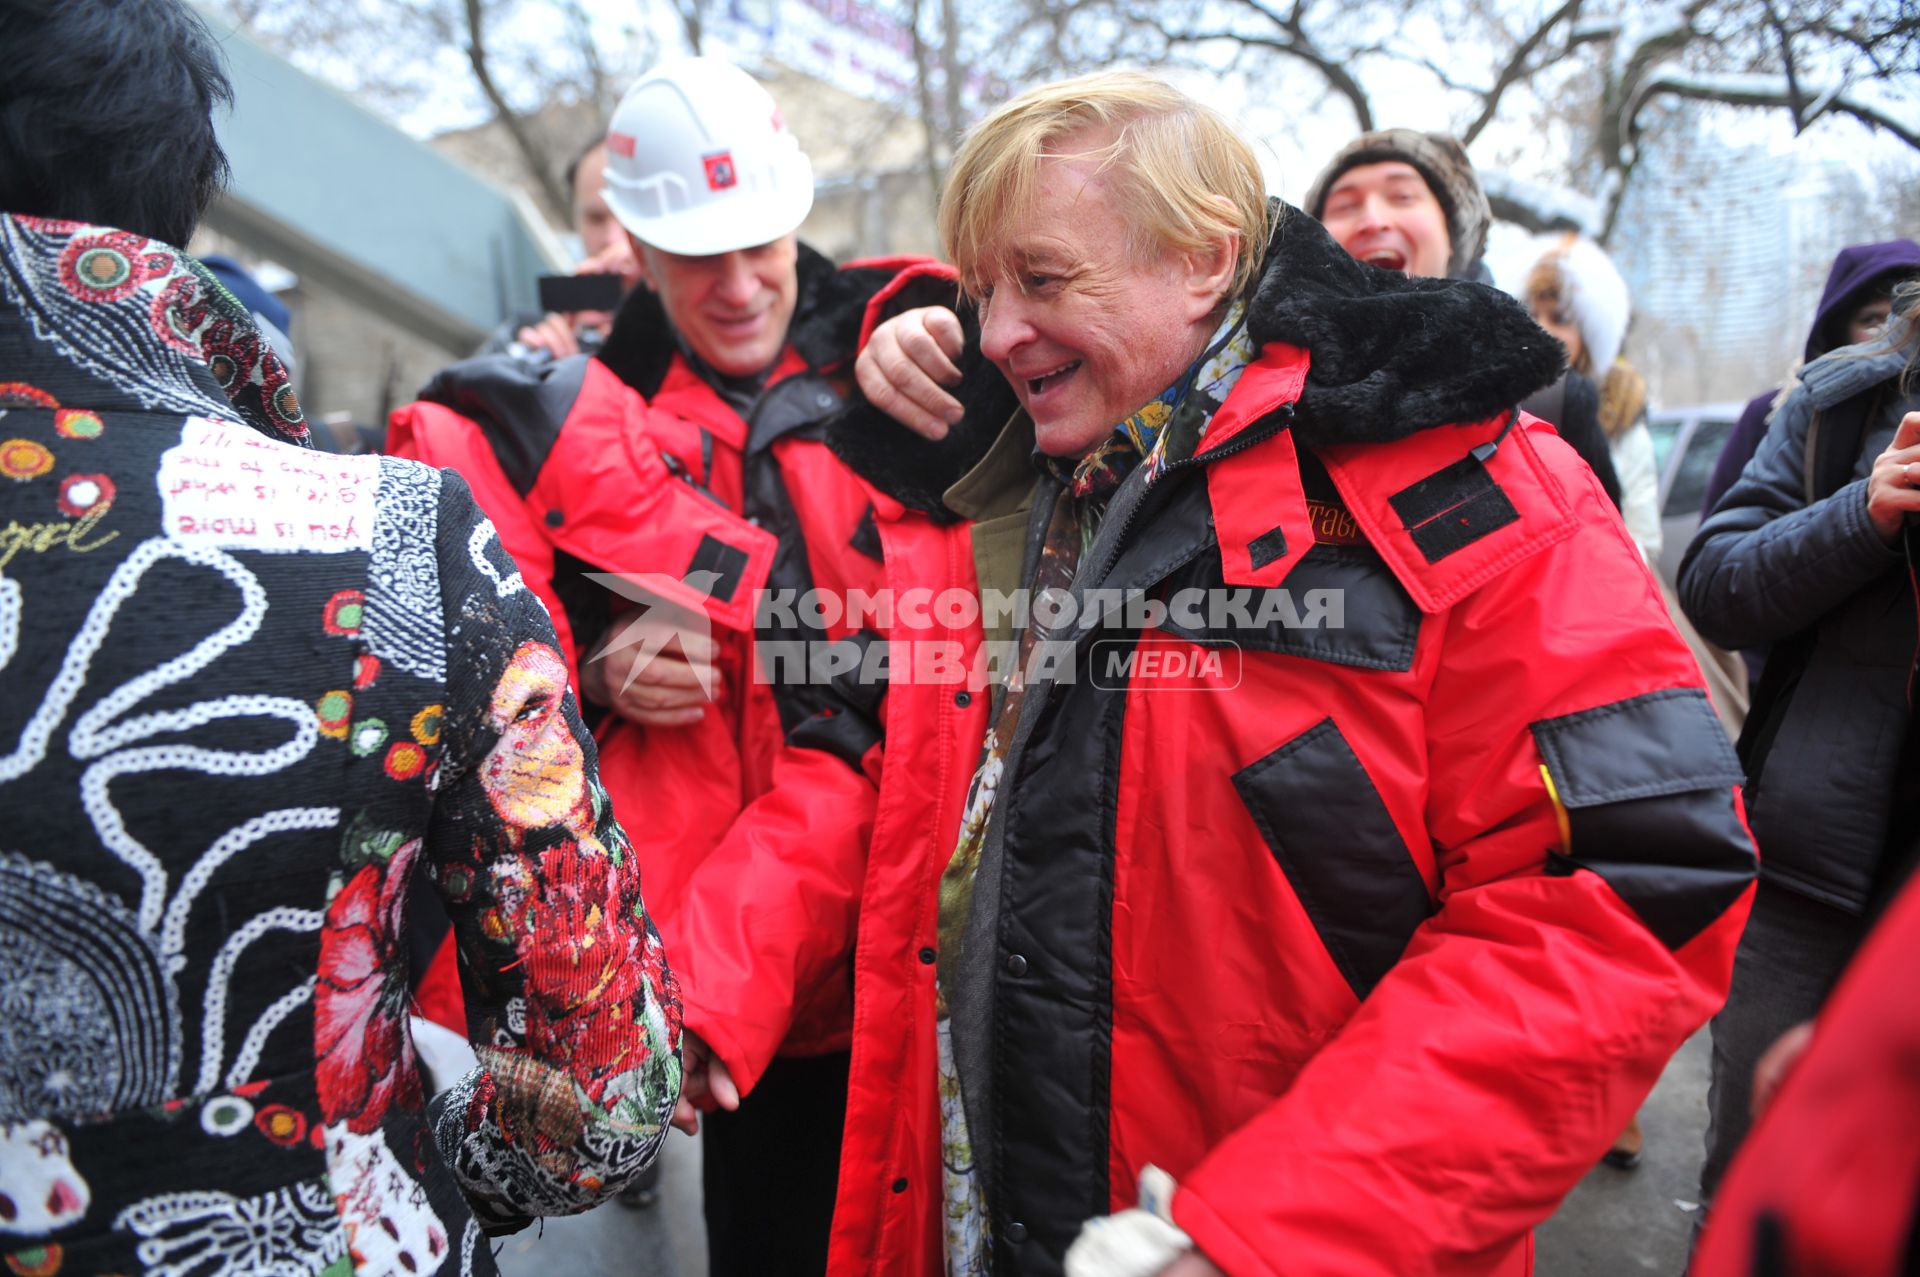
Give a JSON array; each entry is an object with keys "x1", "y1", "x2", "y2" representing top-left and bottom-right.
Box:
[
  {"x1": 606, "y1": 131, "x2": 636, "y2": 158},
  {"x1": 703, "y1": 151, "x2": 737, "y2": 191}
]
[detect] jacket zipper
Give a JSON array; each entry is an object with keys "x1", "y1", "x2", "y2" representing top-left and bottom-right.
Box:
[{"x1": 658, "y1": 448, "x2": 734, "y2": 511}]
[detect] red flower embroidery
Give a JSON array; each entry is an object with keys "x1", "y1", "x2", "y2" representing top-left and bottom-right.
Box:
[
  {"x1": 198, "y1": 314, "x2": 259, "y2": 384},
  {"x1": 514, "y1": 843, "x2": 663, "y2": 1098},
  {"x1": 384, "y1": 742, "x2": 426, "y2": 782},
  {"x1": 315, "y1": 839, "x2": 423, "y2": 1132},
  {"x1": 323, "y1": 589, "x2": 365, "y2": 636},
  {"x1": 56, "y1": 473, "x2": 114, "y2": 518},
  {"x1": 150, "y1": 273, "x2": 207, "y2": 354},
  {"x1": 316, "y1": 690, "x2": 352, "y2": 740},
  {"x1": 59, "y1": 230, "x2": 168, "y2": 304},
  {"x1": 352, "y1": 653, "x2": 381, "y2": 689},
  {"x1": 254, "y1": 1104, "x2": 308, "y2": 1146},
  {"x1": 0, "y1": 439, "x2": 53, "y2": 482},
  {"x1": 53, "y1": 409, "x2": 103, "y2": 439},
  {"x1": 261, "y1": 357, "x2": 305, "y2": 434},
  {"x1": 0, "y1": 383, "x2": 59, "y2": 410}
]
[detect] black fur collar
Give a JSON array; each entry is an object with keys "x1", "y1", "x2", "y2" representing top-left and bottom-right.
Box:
[
  {"x1": 1251, "y1": 204, "x2": 1566, "y2": 447},
  {"x1": 595, "y1": 241, "x2": 886, "y2": 399},
  {"x1": 827, "y1": 202, "x2": 1565, "y2": 520}
]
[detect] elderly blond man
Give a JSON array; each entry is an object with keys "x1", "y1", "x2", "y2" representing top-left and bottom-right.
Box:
[{"x1": 669, "y1": 71, "x2": 1757, "y2": 1276}]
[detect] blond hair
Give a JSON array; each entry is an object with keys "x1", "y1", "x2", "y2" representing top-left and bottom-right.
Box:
[{"x1": 938, "y1": 71, "x2": 1273, "y2": 303}]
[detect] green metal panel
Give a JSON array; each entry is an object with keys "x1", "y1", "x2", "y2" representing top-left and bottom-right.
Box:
[{"x1": 199, "y1": 22, "x2": 567, "y2": 352}]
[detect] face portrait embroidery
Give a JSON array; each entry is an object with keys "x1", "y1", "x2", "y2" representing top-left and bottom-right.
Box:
[{"x1": 481, "y1": 641, "x2": 588, "y2": 835}]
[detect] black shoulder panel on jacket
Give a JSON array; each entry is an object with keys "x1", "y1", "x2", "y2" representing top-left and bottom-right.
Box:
[
  {"x1": 1531, "y1": 688, "x2": 1755, "y2": 950},
  {"x1": 1387, "y1": 451, "x2": 1522, "y2": 562},
  {"x1": 416, "y1": 353, "x2": 589, "y2": 496}
]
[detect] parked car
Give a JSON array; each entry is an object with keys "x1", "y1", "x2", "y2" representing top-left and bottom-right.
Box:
[{"x1": 1647, "y1": 402, "x2": 1745, "y2": 586}]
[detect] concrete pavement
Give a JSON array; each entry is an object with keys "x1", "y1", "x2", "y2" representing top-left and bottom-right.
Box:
[{"x1": 495, "y1": 1132, "x2": 706, "y2": 1277}]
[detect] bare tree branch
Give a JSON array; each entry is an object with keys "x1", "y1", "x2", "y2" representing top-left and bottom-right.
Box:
[
  {"x1": 1642, "y1": 72, "x2": 1920, "y2": 151},
  {"x1": 461, "y1": 0, "x2": 569, "y2": 219},
  {"x1": 939, "y1": 0, "x2": 965, "y2": 146},
  {"x1": 1155, "y1": 25, "x2": 1376, "y2": 129},
  {"x1": 560, "y1": 0, "x2": 611, "y2": 118},
  {"x1": 1765, "y1": 1, "x2": 1808, "y2": 129},
  {"x1": 907, "y1": 0, "x2": 946, "y2": 202},
  {"x1": 1486, "y1": 191, "x2": 1585, "y2": 233},
  {"x1": 1461, "y1": 0, "x2": 1584, "y2": 145},
  {"x1": 666, "y1": 0, "x2": 706, "y2": 54},
  {"x1": 1227, "y1": 0, "x2": 1293, "y2": 30}
]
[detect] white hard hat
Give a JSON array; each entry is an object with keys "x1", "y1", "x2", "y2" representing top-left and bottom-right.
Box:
[{"x1": 602, "y1": 58, "x2": 814, "y2": 257}]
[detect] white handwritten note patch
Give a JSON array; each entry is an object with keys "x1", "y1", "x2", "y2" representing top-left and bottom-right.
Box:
[{"x1": 159, "y1": 417, "x2": 377, "y2": 553}]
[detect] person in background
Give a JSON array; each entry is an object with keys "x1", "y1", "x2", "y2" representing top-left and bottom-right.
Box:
[
  {"x1": 1704, "y1": 241, "x2": 1920, "y2": 521},
  {"x1": 504, "y1": 138, "x2": 643, "y2": 360},
  {"x1": 1304, "y1": 129, "x2": 1624, "y2": 509},
  {"x1": 391, "y1": 57, "x2": 914, "y2": 1276},
  {"x1": 1678, "y1": 279, "x2": 1920, "y2": 1239},
  {"x1": 1523, "y1": 234, "x2": 1662, "y2": 564},
  {"x1": 1698, "y1": 239, "x2": 1920, "y2": 685},
  {"x1": 0, "y1": 2, "x2": 681, "y2": 1272}
]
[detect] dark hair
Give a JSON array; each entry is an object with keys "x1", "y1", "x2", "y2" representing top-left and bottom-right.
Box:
[
  {"x1": 0, "y1": 0, "x2": 233, "y2": 247},
  {"x1": 1815, "y1": 271, "x2": 1911, "y2": 357},
  {"x1": 564, "y1": 136, "x2": 606, "y2": 204}
]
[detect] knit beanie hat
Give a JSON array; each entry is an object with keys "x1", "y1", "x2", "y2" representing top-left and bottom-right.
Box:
[{"x1": 1304, "y1": 129, "x2": 1492, "y2": 280}]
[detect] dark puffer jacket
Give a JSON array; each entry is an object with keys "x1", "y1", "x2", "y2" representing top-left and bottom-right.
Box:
[{"x1": 1679, "y1": 344, "x2": 1920, "y2": 912}]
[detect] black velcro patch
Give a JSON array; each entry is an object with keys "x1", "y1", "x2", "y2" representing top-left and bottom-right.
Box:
[
  {"x1": 850, "y1": 503, "x2": 884, "y2": 563},
  {"x1": 1247, "y1": 525, "x2": 1289, "y2": 570},
  {"x1": 686, "y1": 534, "x2": 750, "y2": 603},
  {"x1": 1388, "y1": 454, "x2": 1520, "y2": 563}
]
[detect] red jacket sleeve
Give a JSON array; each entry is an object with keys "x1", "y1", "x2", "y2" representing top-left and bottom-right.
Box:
[
  {"x1": 1690, "y1": 871, "x2": 1920, "y2": 1277},
  {"x1": 1175, "y1": 449, "x2": 1757, "y2": 1276},
  {"x1": 669, "y1": 733, "x2": 880, "y2": 1095}
]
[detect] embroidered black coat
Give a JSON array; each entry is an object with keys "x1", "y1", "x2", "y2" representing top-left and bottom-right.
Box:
[{"x1": 0, "y1": 215, "x2": 680, "y2": 1277}]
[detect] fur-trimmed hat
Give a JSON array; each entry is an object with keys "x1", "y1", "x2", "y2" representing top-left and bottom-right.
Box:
[
  {"x1": 1304, "y1": 129, "x2": 1492, "y2": 280},
  {"x1": 1522, "y1": 233, "x2": 1631, "y2": 380}
]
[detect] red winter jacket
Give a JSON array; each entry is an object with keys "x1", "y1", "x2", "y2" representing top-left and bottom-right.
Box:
[
  {"x1": 1690, "y1": 867, "x2": 1920, "y2": 1277},
  {"x1": 388, "y1": 246, "x2": 912, "y2": 1054},
  {"x1": 671, "y1": 215, "x2": 1757, "y2": 1277}
]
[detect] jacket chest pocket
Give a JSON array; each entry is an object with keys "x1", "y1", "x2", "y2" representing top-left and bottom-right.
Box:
[
  {"x1": 1156, "y1": 542, "x2": 1421, "y2": 673},
  {"x1": 1231, "y1": 718, "x2": 1434, "y2": 1000}
]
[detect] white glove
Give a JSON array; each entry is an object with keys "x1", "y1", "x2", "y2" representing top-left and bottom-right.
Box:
[{"x1": 1065, "y1": 1164, "x2": 1194, "y2": 1277}]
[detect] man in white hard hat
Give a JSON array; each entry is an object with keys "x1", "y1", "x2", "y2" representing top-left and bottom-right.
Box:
[{"x1": 390, "y1": 57, "x2": 926, "y2": 1274}]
